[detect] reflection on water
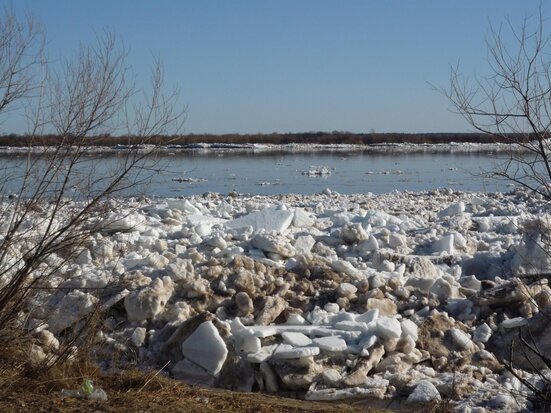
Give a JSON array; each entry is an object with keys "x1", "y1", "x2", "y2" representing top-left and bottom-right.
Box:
[{"x1": 0, "y1": 151, "x2": 513, "y2": 197}]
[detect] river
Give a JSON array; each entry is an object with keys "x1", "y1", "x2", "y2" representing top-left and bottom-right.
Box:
[{"x1": 0, "y1": 150, "x2": 515, "y2": 197}]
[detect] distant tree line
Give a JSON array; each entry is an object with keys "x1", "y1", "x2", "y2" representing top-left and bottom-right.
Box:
[{"x1": 0, "y1": 131, "x2": 533, "y2": 147}]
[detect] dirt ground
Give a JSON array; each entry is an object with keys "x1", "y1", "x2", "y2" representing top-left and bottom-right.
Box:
[{"x1": 0, "y1": 365, "x2": 385, "y2": 413}]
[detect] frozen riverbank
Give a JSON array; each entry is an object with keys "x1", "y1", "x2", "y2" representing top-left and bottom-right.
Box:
[
  {"x1": 0, "y1": 141, "x2": 527, "y2": 155},
  {"x1": 8, "y1": 188, "x2": 551, "y2": 411}
]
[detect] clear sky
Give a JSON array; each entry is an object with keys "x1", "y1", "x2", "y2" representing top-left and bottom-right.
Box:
[{"x1": 5, "y1": 0, "x2": 549, "y2": 134}]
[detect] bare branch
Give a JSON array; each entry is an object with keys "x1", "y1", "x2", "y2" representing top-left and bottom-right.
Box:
[{"x1": 443, "y1": 7, "x2": 551, "y2": 199}]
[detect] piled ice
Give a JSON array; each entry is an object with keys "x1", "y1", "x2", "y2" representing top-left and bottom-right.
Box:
[
  {"x1": 10, "y1": 186, "x2": 551, "y2": 411},
  {"x1": 302, "y1": 166, "x2": 332, "y2": 176}
]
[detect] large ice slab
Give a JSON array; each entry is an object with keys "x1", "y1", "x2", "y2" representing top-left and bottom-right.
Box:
[
  {"x1": 251, "y1": 233, "x2": 295, "y2": 257},
  {"x1": 166, "y1": 199, "x2": 202, "y2": 214},
  {"x1": 247, "y1": 344, "x2": 278, "y2": 363},
  {"x1": 438, "y1": 201, "x2": 465, "y2": 218},
  {"x1": 186, "y1": 213, "x2": 226, "y2": 227},
  {"x1": 473, "y1": 323, "x2": 492, "y2": 343},
  {"x1": 225, "y1": 206, "x2": 294, "y2": 233},
  {"x1": 376, "y1": 317, "x2": 402, "y2": 340},
  {"x1": 294, "y1": 235, "x2": 316, "y2": 255},
  {"x1": 450, "y1": 328, "x2": 474, "y2": 351},
  {"x1": 272, "y1": 346, "x2": 320, "y2": 359},
  {"x1": 181, "y1": 321, "x2": 228, "y2": 375},
  {"x1": 431, "y1": 234, "x2": 455, "y2": 255},
  {"x1": 400, "y1": 319, "x2": 418, "y2": 341},
  {"x1": 293, "y1": 208, "x2": 315, "y2": 227},
  {"x1": 282, "y1": 332, "x2": 312, "y2": 346},
  {"x1": 407, "y1": 380, "x2": 441, "y2": 404},
  {"x1": 247, "y1": 325, "x2": 327, "y2": 336},
  {"x1": 312, "y1": 336, "x2": 347, "y2": 352}
]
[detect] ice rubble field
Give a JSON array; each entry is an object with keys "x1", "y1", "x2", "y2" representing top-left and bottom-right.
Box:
[{"x1": 16, "y1": 187, "x2": 551, "y2": 411}]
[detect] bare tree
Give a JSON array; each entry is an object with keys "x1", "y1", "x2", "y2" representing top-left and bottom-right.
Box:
[
  {"x1": 0, "y1": 6, "x2": 45, "y2": 118},
  {"x1": 445, "y1": 7, "x2": 551, "y2": 199},
  {"x1": 0, "y1": 8, "x2": 185, "y2": 352},
  {"x1": 444, "y1": 8, "x2": 551, "y2": 409}
]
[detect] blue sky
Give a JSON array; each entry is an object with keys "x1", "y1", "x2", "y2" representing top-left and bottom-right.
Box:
[{"x1": 6, "y1": 0, "x2": 549, "y2": 134}]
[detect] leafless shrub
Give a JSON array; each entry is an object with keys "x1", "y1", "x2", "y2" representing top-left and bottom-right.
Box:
[
  {"x1": 0, "y1": 6, "x2": 185, "y2": 364},
  {"x1": 442, "y1": 6, "x2": 551, "y2": 410},
  {"x1": 444, "y1": 6, "x2": 551, "y2": 199},
  {"x1": 0, "y1": 6, "x2": 45, "y2": 117},
  {"x1": 500, "y1": 327, "x2": 551, "y2": 412}
]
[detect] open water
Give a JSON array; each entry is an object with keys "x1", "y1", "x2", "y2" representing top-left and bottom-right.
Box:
[{"x1": 0, "y1": 150, "x2": 515, "y2": 197}]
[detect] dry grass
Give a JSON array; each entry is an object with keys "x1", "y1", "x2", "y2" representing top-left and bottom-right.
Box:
[
  {"x1": 428, "y1": 399, "x2": 456, "y2": 413},
  {"x1": 0, "y1": 337, "x2": 382, "y2": 413},
  {"x1": 0, "y1": 369, "x2": 381, "y2": 413}
]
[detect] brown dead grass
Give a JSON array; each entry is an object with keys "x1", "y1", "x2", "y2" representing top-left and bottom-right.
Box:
[
  {"x1": 0, "y1": 368, "x2": 382, "y2": 413},
  {"x1": 0, "y1": 337, "x2": 380, "y2": 413}
]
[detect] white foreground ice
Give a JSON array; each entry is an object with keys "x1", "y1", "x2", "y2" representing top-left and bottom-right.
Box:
[{"x1": 8, "y1": 186, "x2": 551, "y2": 411}]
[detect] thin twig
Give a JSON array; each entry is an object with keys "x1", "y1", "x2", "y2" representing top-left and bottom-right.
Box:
[{"x1": 136, "y1": 361, "x2": 170, "y2": 393}]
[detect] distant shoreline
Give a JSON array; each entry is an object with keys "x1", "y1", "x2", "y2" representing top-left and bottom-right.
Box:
[
  {"x1": 0, "y1": 132, "x2": 529, "y2": 154},
  {"x1": 0, "y1": 132, "x2": 530, "y2": 147},
  {"x1": 0, "y1": 141, "x2": 525, "y2": 155}
]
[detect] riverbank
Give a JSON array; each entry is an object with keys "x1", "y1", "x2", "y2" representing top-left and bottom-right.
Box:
[
  {"x1": 0, "y1": 141, "x2": 526, "y2": 155},
  {"x1": 0, "y1": 131, "x2": 511, "y2": 148}
]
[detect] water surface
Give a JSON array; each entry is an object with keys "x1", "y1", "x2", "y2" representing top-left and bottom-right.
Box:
[{"x1": 0, "y1": 151, "x2": 513, "y2": 197}]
